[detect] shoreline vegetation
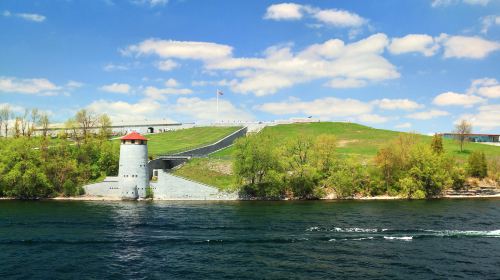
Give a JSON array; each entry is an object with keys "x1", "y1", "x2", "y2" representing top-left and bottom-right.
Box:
[{"x1": 0, "y1": 109, "x2": 498, "y2": 201}]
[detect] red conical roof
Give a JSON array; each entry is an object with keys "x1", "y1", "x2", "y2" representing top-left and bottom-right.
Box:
[{"x1": 120, "y1": 131, "x2": 148, "y2": 141}]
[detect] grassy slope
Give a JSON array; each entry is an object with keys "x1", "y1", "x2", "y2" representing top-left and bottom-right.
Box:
[
  {"x1": 175, "y1": 122, "x2": 500, "y2": 189},
  {"x1": 146, "y1": 126, "x2": 241, "y2": 157}
]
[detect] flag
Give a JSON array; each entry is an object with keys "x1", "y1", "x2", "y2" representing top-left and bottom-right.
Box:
[{"x1": 217, "y1": 89, "x2": 224, "y2": 96}]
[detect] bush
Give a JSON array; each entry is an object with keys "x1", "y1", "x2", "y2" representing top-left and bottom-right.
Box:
[
  {"x1": 145, "y1": 186, "x2": 154, "y2": 199},
  {"x1": 468, "y1": 151, "x2": 488, "y2": 178}
]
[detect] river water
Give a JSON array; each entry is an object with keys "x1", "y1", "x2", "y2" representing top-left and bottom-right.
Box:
[{"x1": 0, "y1": 199, "x2": 499, "y2": 279}]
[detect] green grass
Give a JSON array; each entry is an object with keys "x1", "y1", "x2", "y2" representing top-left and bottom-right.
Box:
[
  {"x1": 181, "y1": 122, "x2": 500, "y2": 189},
  {"x1": 173, "y1": 158, "x2": 237, "y2": 192},
  {"x1": 146, "y1": 126, "x2": 242, "y2": 157},
  {"x1": 210, "y1": 122, "x2": 500, "y2": 161}
]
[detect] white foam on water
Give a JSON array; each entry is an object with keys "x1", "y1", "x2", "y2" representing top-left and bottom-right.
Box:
[
  {"x1": 384, "y1": 236, "x2": 413, "y2": 241},
  {"x1": 423, "y1": 229, "x2": 500, "y2": 237}
]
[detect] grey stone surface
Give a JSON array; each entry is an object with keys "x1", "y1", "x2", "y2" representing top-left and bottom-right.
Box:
[
  {"x1": 150, "y1": 170, "x2": 238, "y2": 200},
  {"x1": 83, "y1": 177, "x2": 121, "y2": 197}
]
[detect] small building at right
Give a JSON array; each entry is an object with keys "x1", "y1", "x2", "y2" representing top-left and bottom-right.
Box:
[{"x1": 442, "y1": 133, "x2": 500, "y2": 143}]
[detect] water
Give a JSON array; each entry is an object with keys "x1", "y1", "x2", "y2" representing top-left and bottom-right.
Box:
[{"x1": 0, "y1": 199, "x2": 499, "y2": 279}]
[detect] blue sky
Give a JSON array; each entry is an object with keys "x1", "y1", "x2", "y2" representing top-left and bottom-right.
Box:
[{"x1": 0, "y1": 0, "x2": 499, "y2": 133}]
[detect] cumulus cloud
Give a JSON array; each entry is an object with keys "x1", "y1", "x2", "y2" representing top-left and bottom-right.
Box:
[
  {"x1": 103, "y1": 63, "x2": 129, "y2": 71},
  {"x1": 66, "y1": 80, "x2": 84, "y2": 89},
  {"x1": 255, "y1": 97, "x2": 373, "y2": 119},
  {"x1": 123, "y1": 39, "x2": 233, "y2": 61},
  {"x1": 164, "y1": 78, "x2": 180, "y2": 87},
  {"x1": 438, "y1": 34, "x2": 500, "y2": 59},
  {"x1": 431, "y1": 0, "x2": 490, "y2": 7},
  {"x1": 433, "y1": 91, "x2": 486, "y2": 107},
  {"x1": 458, "y1": 104, "x2": 500, "y2": 130},
  {"x1": 172, "y1": 97, "x2": 254, "y2": 122},
  {"x1": 373, "y1": 98, "x2": 424, "y2": 110},
  {"x1": 395, "y1": 122, "x2": 412, "y2": 129},
  {"x1": 481, "y1": 15, "x2": 500, "y2": 34},
  {"x1": 0, "y1": 77, "x2": 60, "y2": 94},
  {"x1": 99, "y1": 83, "x2": 131, "y2": 94},
  {"x1": 144, "y1": 86, "x2": 193, "y2": 100},
  {"x1": 388, "y1": 34, "x2": 440, "y2": 56},
  {"x1": 155, "y1": 59, "x2": 178, "y2": 71},
  {"x1": 87, "y1": 99, "x2": 165, "y2": 122},
  {"x1": 264, "y1": 3, "x2": 304, "y2": 20},
  {"x1": 357, "y1": 114, "x2": 389, "y2": 124},
  {"x1": 131, "y1": 0, "x2": 168, "y2": 7},
  {"x1": 2, "y1": 10, "x2": 46, "y2": 22},
  {"x1": 467, "y1": 77, "x2": 500, "y2": 98},
  {"x1": 124, "y1": 34, "x2": 399, "y2": 96},
  {"x1": 325, "y1": 78, "x2": 366, "y2": 88},
  {"x1": 264, "y1": 3, "x2": 368, "y2": 32},
  {"x1": 406, "y1": 109, "x2": 449, "y2": 120}
]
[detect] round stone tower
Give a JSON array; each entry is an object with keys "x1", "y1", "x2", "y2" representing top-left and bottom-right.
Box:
[{"x1": 118, "y1": 131, "x2": 149, "y2": 200}]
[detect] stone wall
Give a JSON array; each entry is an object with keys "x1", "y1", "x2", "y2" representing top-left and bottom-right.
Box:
[{"x1": 150, "y1": 170, "x2": 238, "y2": 200}]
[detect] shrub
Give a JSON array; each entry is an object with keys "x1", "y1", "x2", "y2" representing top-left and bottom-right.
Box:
[{"x1": 467, "y1": 151, "x2": 488, "y2": 178}]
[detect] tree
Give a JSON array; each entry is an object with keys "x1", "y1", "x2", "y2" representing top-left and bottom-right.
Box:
[
  {"x1": 467, "y1": 151, "x2": 488, "y2": 178},
  {"x1": 454, "y1": 119, "x2": 472, "y2": 152},
  {"x1": 28, "y1": 108, "x2": 40, "y2": 138},
  {"x1": 75, "y1": 109, "x2": 97, "y2": 141},
  {"x1": 0, "y1": 105, "x2": 11, "y2": 137},
  {"x1": 20, "y1": 109, "x2": 29, "y2": 136},
  {"x1": 431, "y1": 134, "x2": 444, "y2": 154},
  {"x1": 65, "y1": 118, "x2": 80, "y2": 143},
  {"x1": 97, "y1": 114, "x2": 112, "y2": 139},
  {"x1": 39, "y1": 113, "x2": 50, "y2": 139}
]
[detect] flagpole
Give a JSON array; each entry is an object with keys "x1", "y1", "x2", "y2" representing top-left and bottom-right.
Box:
[{"x1": 216, "y1": 89, "x2": 219, "y2": 123}]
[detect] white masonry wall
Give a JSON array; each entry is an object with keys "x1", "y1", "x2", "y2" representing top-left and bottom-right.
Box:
[{"x1": 118, "y1": 141, "x2": 149, "y2": 199}]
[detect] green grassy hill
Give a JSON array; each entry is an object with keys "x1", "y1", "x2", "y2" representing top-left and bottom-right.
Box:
[
  {"x1": 174, "y1": 122, "x2": 500, "y2": 190},
  {"x1": 146, "y1": 126, "x2": 242, "y2": 157}
]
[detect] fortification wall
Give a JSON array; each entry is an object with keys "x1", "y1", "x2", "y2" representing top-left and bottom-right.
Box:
[{"x1": 151, "y1": 171, "x2": 238, "y2": 200}]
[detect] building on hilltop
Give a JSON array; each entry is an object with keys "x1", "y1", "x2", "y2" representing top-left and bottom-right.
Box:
[{"x1": 442, "y1": 133, "x2": 500, "y2": 143}]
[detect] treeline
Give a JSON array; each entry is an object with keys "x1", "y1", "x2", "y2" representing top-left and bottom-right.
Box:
[
  {"x1": 0, "y1": 107, "x2": 119, "y2": 199},
  {"x1": 0, "y1": 105, "x2": 113, "y2": 141},
  {"x1": 233, "y1": 132, "x2": 496, "y2": 199}
]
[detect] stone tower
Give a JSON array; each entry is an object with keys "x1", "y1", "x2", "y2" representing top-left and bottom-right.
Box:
[{"x1": 118, "y1": 131, "x2": 149, "y2": 200}]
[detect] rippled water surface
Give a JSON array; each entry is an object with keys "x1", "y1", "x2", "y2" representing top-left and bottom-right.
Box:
[{"x1": 1, "y1": 199, "x2": 499, "y2": 279}]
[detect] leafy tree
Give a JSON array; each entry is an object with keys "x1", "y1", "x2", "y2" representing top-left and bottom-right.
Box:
[
  {"x1": 431, "y1": 133, "x2": 444, "y2": 154},
  {"x1": 98, "y1": 114, "x2": 112, "y2": 139},
  {"x1": 467, "y1": 151, "x2": 488, "y2": 178}
]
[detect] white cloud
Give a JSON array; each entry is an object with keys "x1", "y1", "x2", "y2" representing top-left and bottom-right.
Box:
[
  {"x1": 131, "y1": 0, "x2": 168, "y2": 7},
  {"x1": 123, "y1": 39, "x2": 233, "y2": 61},
  {"x1": 438, "y1": 34, "x2": 500, "y2": 59},
  {"x1": 357, "y1": 114, "x2": 389, "y2": 123},
  {"x1": 173, "y1": 97, "x2": 254, "y2": 122},
  {"x1": 0, "y1": 77, "x2": 60, "y2": 94},
  {"x1": 16, "y1": 13, "x2": 46, "y2": 22},
  {"x1": 458, "y1": 104, "x2": 500, "y2": 130},
  {"x1": 99, "y1": 83, "x2": 131, "y2": 94},
  {"x1": 395, "y1": 122, "x2": 412, "y2": 129},
  {"x1": 144, "y1": 86, "x2": 193, "y2": 100},
  {"x1": 325, "y1": 78, "x2": 366, "y2": 88},
  {"x1": 87, "y1": 99, "x2": 165, "y2": 122},
  {"x1": 103, "y1": 63, "x2": 129, "y2": 72},
  {"x1": 388, "y1": 34, "x2": 440, "y2": 56},
  {"x1": 313, "y1": 9, "x2": 367, "y2": 28},
  {"x1": 467, "y1": 78, "x2": 500, "y2": 98},
  {"x1": 373, "y1": 98, "x2": 424, "y2": 110},
  {"x1": 125, "y1": 34, "x2": 399, "y2": 96},
  {"x1": 431, "y1": 0, "x2": 490, "y2": 7},
  {"x1": 264, "y1": 3, "x2": 304, "y2": 20},
  {"x1": 255, "y1": 97, "x2": 373, "y2": 119},
  {"x1": 264, "y1": 3, "x2": 368, "y2": 30},
  {"x1": 155, "y1": 59, "x2": 178, "y2": 71},
  {"x1": 433, "y1": 91, "x2": 486, "y2": 107},
  {"x1": 407, "y1": 109, "x2": 449, "y2": 120},
  {"x1": 481, "y1": 15, "x2": 500, "y2": 34},
  {"x1": 2, "y1": 10, "x2": 46, "y2": 22},
  {"x1": 66, "y1": 80, "x2": 84, "y2": 89},
  {"x1": 164, "y1": 78, "x2": 179, "y2": 87}
]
